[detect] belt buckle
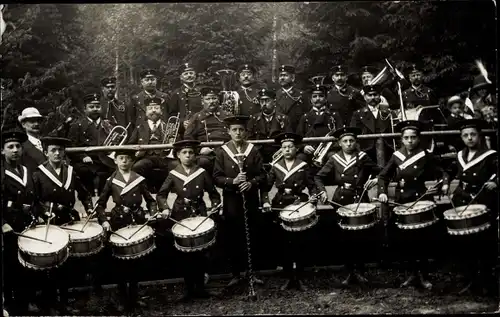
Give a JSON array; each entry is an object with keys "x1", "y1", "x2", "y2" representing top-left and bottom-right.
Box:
[
  {"x1": 344, "y1": 183, "x2": 352, "y2": 189},
  {"x1": 284, "y1": 188, "x2": 292, "y2": 195},
  {"x1": 399, "y1": 179, "x2": 405, "y2": 188},
  {"x1": 22, "y1": 204, "x2": 31, "y2": 212},
  {"x1": 123, "y1": 206, "x2": 130, "y2": 213},
  {"x1": 462, "y1": 182, "x2": 468, "y2": 189}
]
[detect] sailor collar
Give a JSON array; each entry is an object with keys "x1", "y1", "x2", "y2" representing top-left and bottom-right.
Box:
[
  {"x1": 38, "y1": 162, "x2": 73, "y2": 190},
  {"x1": 458, "y1": 149, "x2": 496, "y2": 171},
  {"x1": 111, "y1": 171, "x2": 145, "y2": 195},
  {"x1": 274, "y1": 159, "x2": 307, "y2": 181},
  {"x1": 393, "y1": 148, "x2": 426, "y2": 170},
  {"x1": 221, "y1": 141, "x2": 254, "y2": 166},
  {"x1": 170, "y1": 165, "x2": 205, "y2": 185},
  {"x1": 5, "y1": 164, "x2": 28, "y2": 187},
  {"x1": 332, "y1": 151, "x2": 366, "y2": 172}
]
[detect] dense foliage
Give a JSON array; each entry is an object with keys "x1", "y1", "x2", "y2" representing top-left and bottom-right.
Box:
[{"x1": 1, "y1": 2, "x2": 496, "y2": 133}]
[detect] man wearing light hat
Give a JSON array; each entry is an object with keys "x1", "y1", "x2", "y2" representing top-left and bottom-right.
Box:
[
  {"x1": 248, "y1": 88, "x2": 291, "y2": 164},
  {"x1": 100, "y1": 76, "x2": 134, "y2": 134},
  {"x1": 18, "y1": 107, "x2": 46, "y2": 173},
  {"x1": 130, "y1": 69, "x2": 171, "y2": 126},
  {"x1": 327, "y1": 64, "x2": 364, "y2": 124},
  {"x1": 168, "y1": 63, "x2": 203, "y2": 139},
  {"x1": 275, "y1": 65, "x2": 307, "y2": 131},
  {"x1": 235, "y1": 64, "x2": 264, "y2": 116}
]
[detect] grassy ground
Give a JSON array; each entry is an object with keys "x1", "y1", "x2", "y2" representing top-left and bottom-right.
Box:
[{"x1": 68, "y1": 267, "x2": 497, "y2": 316}]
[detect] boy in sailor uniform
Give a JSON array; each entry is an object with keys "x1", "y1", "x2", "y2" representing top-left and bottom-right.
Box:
[
  {"x1": 95, "y1": 148, "x2": 158, "y2": 313},
  {"x1": 262, "y1": 132, "x2": 318, "y2": 291},
  {"x1": 315, "y1": 126, "x2": 380, "y2": 286},
  {"x1": 446, "y1": 119, "x2": 498, "y2": 296},
  {"x1": 156, "y1": 140, "x2": 221, "y2": 301},
  {"x1": 1, "y1": 130, "x2": 40, "y2": 315},
  {"x1": 378, "y1": 120, "x2": 449, "y2": 290},
  {"x1": 32, "y1": 136, "x2": 92, "y2": 315}
]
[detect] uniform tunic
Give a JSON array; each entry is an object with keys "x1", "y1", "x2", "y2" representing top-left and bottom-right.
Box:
[
  {"x1": 350, "y1": 106, "x2": 394, "y2": 165},
  {"x1": 402, "y1": 85, "x2": 436, "y2": 108},
  {"x1": 130, "y1": 90, "x2": 171, "y2": 127},
  {"x1": 263, "y1": 158, "x2": 317, "y2": 275},
  {"x1": 378, "y1": 147, "x2": 449, "y2": 263},
  {"x1": 315, "y1": 150, "x2": 382, "y2": 265},
  {"x1": 213, "y1": 141, "x2": 267, "y2": 274},
  {"x1": 168, "y1": 86, "x2": 203, "y2": 138},
  {"x1": 275, "y1": 86, "x2": 308, "y2": 132},
  {"x1": 236, "y1": 84, "x2": 264, "y2": 116},
  {"x1": 101, "y1": 98, "x2": 134, "y2": 135},
  {"x1": 21, "y1": 139, "x2": 46, "y2": 174},
  {"x1": 327, "y1": 85, "x2": 364, "y2": 124},
  {"x1": 156, "y1": 165, "x2": 221, "y2": 290},
  {"x1": 247, "y1": 112, "x2": 291, "y2": 164}
]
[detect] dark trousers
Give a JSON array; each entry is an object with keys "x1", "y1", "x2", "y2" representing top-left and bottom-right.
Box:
[
  {"x1": 178, "y1": 250, "x2": 208, "y2": 291},
  {"x1": 74, "y1": 161, "x2": 112, "y2": 196},
  {"x1": 342, "y1": 225, "x2": 381, "y2": 272},
  {"x1": 281, "y1": 229, "x2": 312, "y2": 280}
]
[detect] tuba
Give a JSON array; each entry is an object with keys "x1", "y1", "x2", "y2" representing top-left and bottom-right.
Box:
[
  {"x1": 309, "y1": 75, "x2": 326, "y2": 86},
  {"x1": 163, "y1": 113, "x2": 181, "y2": 159},
  {"x1": 216, "y1": 69, "x2": 240, "y2": 114},
  {"x1": 102, "y1": 122, "x2": 131, "y2": 160}
]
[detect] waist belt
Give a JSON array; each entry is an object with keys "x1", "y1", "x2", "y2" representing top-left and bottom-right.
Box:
[
  {"x1": 278, "y1": 188, "x2": 302, "y2": 195},
  {"x1": 113, "y1": 205, "x2": 142, "y2": 213},
  {"x1": 43, "y1": 201, "x2": 71, "y2": 212},
  {"x1": 461, "y1": 182, "x2": 478, "y2": 190},
  {"x1": 340, "y1": 183, "x2": 359, "y2": 190},
  {"x1": 7, "y1": 201, "x2": 31, "y2": 213}
]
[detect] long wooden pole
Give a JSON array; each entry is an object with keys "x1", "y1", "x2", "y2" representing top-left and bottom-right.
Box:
[{"x1": 64, "y1": 129, "x2": 496, "y2": 153}]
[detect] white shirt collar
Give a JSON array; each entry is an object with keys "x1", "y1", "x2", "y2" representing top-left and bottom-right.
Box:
[
  {"x1": 87, "y1": 117, "x2": 101, "y2": 125},
  {"x1": 27, "y1": 134, "x2": 41, "y2": 146},
  {"x1": 148, "y1": 119, "x2": 161, "y2": 130}
]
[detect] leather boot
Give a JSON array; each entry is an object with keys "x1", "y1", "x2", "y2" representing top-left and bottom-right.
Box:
[
  {"x1": 418, "y1": 272, "x2": 432, "y2": 290},
  {"x1": 296, "y1": 279, "x2": 307, "y2": 291},
  {"x1": 400, "y1": 274, "x2": 417, "y2": 288},
  {"x1": 280, "y1": 279, "x2": 293, "y2": 291}
]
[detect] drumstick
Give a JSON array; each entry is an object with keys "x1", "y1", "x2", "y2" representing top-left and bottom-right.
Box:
[
  {"x1": 80, "y1": 203, "x2": 100, "y2": 232},
  {"x1": 354, "y1": 175, "x2": 372, "y2": 213},
  {"x1": 447, "y1": 194, "x2": 458, "y2": 214},
  {"x1": 127, "y1": 212, "x2": 160, "y2": 240},
  {"x1": 110, "y1": 231, "x2": 128, "y2": 240},
  {"x1": 44, "y1": 203, "x2": 53, "y2": 241},
  {"x1": 459, "y1": 174, "x2": 496, "y2": 216},
  {"x1": 14, "y1": 232, "x2": 53, "y2": 244},
  {"x1": 326, "y1": 200, "x2": 357, "y2": 213},
  {"x1": 371, "y1": 198, "x2": 407, "y2": 208},
  {"x1": 192, "y1": 203, "x2": 223, "y2": 232},
  {"x1": 61, "y1": 226, "x2": 85, "y2": 233},
  {"x1": 168, "y1": 216, "x2": 196, "y2": 232},
  {"x1": 404, "y1": 179, "x2": 444, "y2": 212},
  {"x1": 287, "y1": 192, "x2": 321, "y2": 216}
]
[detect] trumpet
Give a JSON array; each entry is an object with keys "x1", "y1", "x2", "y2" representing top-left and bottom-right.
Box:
[
  {"x1": 104, "y1": 122, "x2": 131, "y2": 160},
  {"x1": 312, "y1": 130, "x2": 336, "y2": 167},
  {"x1": 270, "y1": 148, "x2": 284, "y2": 166},
  {"x1": 164, "y1": 113, "x2": 181, "y2": 159}
]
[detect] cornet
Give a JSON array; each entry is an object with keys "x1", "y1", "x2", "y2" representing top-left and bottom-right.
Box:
[
  {"x1": 216, "y1": 69, "x2": 240, "y2": 114},
  {"x1": 312, "y1": 129, "x2": 336, "y2": 167},
  {"x1": 103, "y1": 122, "x2": 131, "y2": 160},
  {"x1": 163, "y1": 113, "x2": 181, "y2": 159}
]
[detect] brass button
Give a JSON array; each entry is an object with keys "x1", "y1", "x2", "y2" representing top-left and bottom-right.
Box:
[
  {"x1": 414, "y1": 165, "x2": 417, "y2": 169},
  {"x1": 183, "y1": 188, "x2": 187, "y2": 191},
  {"x1": 354, "y1": 175, "x2": 357, "y2": 178},
  {"x1": 341, "y1": 174, "x2": 344, "y2": 177}
]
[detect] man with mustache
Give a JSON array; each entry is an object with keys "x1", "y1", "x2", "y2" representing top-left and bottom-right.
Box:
[
  {"x1": 100, "y1": 76, "x2": 134, "y2": 135},
  {"x1": 67, "y1": 93, "x2": 113, "y2": 197},
  {"x1": 247, "y1": 88, "x2": 291, "y2": 164},
  {"x1": 327, "y1": 65, "x2": 364, "y2": 124},
  {"x1": 129, "y1": 97, "x2": 178, "y2": 187},
  {"x1": 297, "y1": 84, "x2": 343, "y2": 168},
  {"x1": 130, "y1": 69, "x2": 171, "y2": 127},
  {"x1": 235, "y1": 64, "x2": 264, "y2": 116},
  {"x1": 350, "y1": 84, "x2": 394, "y2": 165},
  {"x1": 168, "y1": 63, "x2": 203, "y2": 139},
  {"x1": 185, "y1": 87, "x2": 232, "y2": 175},
  {"x1": 402, "y1": 64, "x2": 436, "y2": 109},
  {"x1": 275, "y1": 65, "x2": 307, "y2": 132},
  {"x1": 359, "y1": 66, "x2": 398, "y2": 110},
  {"x1": 18, "y1": 107, "x2": 46, "y2": 173}
]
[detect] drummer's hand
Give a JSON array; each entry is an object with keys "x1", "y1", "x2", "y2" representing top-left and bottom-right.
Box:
[
  {"x1": 160, "y1": 209, "x2": 171, "y2": 219},
  {"x1": 262, "y1": 202, "x2": 272, "y2": 213},
  {"x1": 44, "y1": 211, "x2": 55, "y2": 219},
  {"x1": 102, "y1": 221, "x2": 111, "y2": 231},
  {"x1": 364, "y1": 178, "x2": 378, "y2": 189},
  {"x1": 304, "y1": 145, "x2": 315, "y2": 155},
  {"x1": 319, "y1": 191, "x2": 328, "y2": 204},
  {"x1": 2, "y1": 223, "x2": 13, "y2": 234},
  {"x1": 86, "y1": 209, "x2": 94, "y2": 217},
  {"x1": 239, "y1": 181, "x2": 252, "y2": 192},
  {"x1": 200, "y1": 147, "x2": 213, "y2": 155},
  {"x1": 378, "y1": 193, "x2": 388, "y2": 203},
  {"x1": 485, "y1": 182, "x2": 497, "y2": 190},
  {"x1": 82, "y1": 156, "x2": 93, "y2": 164},
  {"x1": 441, "y1": 184, "x2": 449, "y2": 195},
  {"x1": 310, "y1": 196, "x2": 318, "y2": 205}
]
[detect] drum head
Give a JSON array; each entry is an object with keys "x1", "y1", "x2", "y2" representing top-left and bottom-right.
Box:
[
  {"x1": 338, "y1": 203, "x2": 376, "y2": 216},
  {"x1": 172, "y1": 216, "x2": 215, "y2": 237},
  {"x1": 18, "y1": 225, "x2": 69, "y2": 254},
  {"x1": 280, "y1": 203, "x2": 316, "y2": 221},
  {"x1": 393, "y1": 200, "x2": 436, "y2": 214},
  {"x1": 61, "y1": 221, "x2": 103, "y2": 240},
  {"x1": 444, "y1": 204, "x2": 487, "y2": 219},
  {"x1": 110, "y1": 225, "x2": 154, "y2": 244}
]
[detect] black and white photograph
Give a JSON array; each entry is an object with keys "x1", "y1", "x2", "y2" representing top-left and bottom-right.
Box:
[{"x1": 1, "y1": 1, "x2": 498, "y2": 316}]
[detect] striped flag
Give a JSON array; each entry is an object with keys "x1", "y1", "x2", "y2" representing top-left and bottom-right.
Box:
[{"x1": 1, "y1": 5, "x2": 6, "y2": 44}]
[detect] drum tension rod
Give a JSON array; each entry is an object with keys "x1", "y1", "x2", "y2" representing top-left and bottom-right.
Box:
[{"x1": 15, "y1": 232, "x2": 53, "y2": 244}]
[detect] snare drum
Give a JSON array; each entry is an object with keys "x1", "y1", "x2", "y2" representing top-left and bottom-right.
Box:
[
  {"x1": 443, "y1": 204, "x2": 491, "y2": 235},
  {"x1": 61, "y1": 221, "x2": 104, "y2": 257},
  {"x1": 337, "y1": 203, "x2": 378, "y2": 230},
  {"x1": 393, "y1": 201, "x2": 438, "y2": 230},
  {"x1": 171, "y1": 216, "x2": 216, "y2": 252},
  {"x1": 279, "y1": 203, "x2": 318, "y2": 232},
  {"x1": 109, "y1": 225, "x2": 156, "y2": 260},
  {"x1": 18, "y1": 225, "x2": 70, "y2": 270}
]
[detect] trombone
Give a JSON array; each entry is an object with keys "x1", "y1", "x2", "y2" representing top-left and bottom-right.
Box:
[{"x1": 103, "y1": 122, "x2": 131, "y2": 160}]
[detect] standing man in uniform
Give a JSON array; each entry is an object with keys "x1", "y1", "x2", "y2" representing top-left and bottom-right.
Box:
[
  {"x1": 315, "y1": 126, "x2": 380, "y2": 286},
  {"x1": 33, "y1": 136, "x2": 92, "y2": 315},
  {"x1": 235, "y1": 64, "x2": 263, "y2": 116},
  {"x1": 185, "y1": 87, "x2": 232, "y2": 174},
  {"x1": 168, "y1": 63, "x2": 203, "y2": 139},
  {"x1": 275, "y1": 65, "x2": 308, "y2": 132},
  {"x1": 67, "y1": 93, "x2": 114, "y2": 197},
  {"x1": 350, "y1": 84, "x2": 394, "y2": 165},
  {"x1": 247, "y1": 88, "x2": 291, "y2": 164},
  {"x1": 359, "y1": 66, "x2": 398, "y2": 109},
  {"x1": 402, "y1": 64, "x2": 436, "y2": 109},
  {"x1": 327, "y1": 65, "x2": 364, "y2": 124},
  {"x1": 130, "y1": 69, "x2": 171, "y2": 127},
  {"x1": 18, "y1": 107, "x2": 46, "y2": 173},
  {"x1": 213, "y1": 115, "x2": 267, "y2": 288},
  {"x1": 2, "y1": 130, "x2": 41, "y2": 315},
  {"x1": 100, "y1": 76, "x2": 134, "y2": 135}
]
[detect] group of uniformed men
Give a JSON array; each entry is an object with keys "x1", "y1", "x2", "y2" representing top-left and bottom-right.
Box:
[{"x1": 2, "y1": 62, "x2": 498, "y2": 315}]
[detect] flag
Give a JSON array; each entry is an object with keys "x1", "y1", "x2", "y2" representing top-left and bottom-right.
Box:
[{"x1": 1, "y1": 5, "x2": 6, "y2": 44}]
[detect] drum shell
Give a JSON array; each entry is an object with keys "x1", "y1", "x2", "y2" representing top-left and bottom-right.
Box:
[
  {"x1": 69, "y1": 234, "x2": 105, "y2": 257},
  {"x1": 394, "y1": 202, "x2": 438, "y2": 230},
  {"x1": 110, "y1": 227, "x2": 156, "y2": 260},
  {"x1": 172, "y1": 219, "x2": 217, "y2": 252},
  {"x1": 443, "y1": 206, "x2": 491, "y2": 235},
  {"x1": 338, "y1": 211, "x2": 378, "y2": 230},
  {"x1": 279, "y1": 203, "x2": 318, "y2": 232}
]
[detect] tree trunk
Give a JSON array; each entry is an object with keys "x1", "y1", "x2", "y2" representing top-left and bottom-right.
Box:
[
  {"x1": 271, "y1": 8, "x2": 277, "y2": 83},
  {"x1": 115, "y1": 47, "x2": 119, "y2": 98}
]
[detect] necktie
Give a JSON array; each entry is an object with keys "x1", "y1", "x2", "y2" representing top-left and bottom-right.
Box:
[{"x1": 36, "y1": 140, "x2": 43, "y2": 152}]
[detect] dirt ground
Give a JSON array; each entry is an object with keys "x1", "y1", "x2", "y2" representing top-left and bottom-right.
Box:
[{"x1": 67, "y1": 267, "x2": 497, "y2": 316}]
